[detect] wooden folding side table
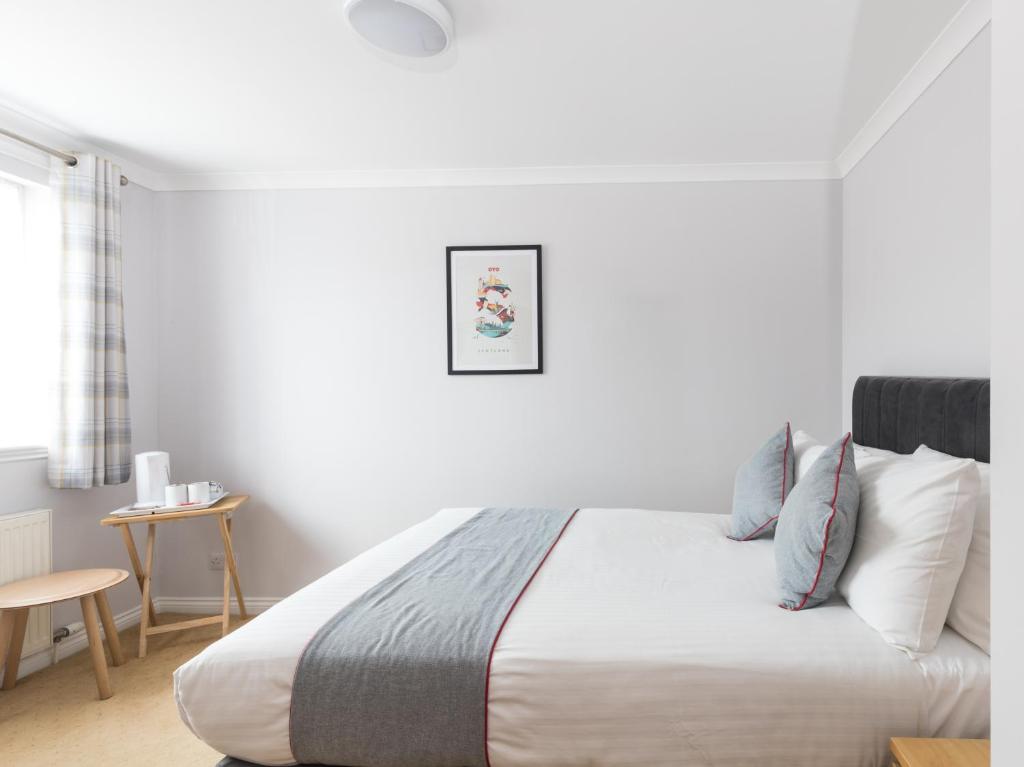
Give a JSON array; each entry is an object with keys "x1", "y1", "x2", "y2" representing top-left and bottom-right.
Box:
[{"x1": 100, "y1": 494, "x2": 249, "y2": 658}]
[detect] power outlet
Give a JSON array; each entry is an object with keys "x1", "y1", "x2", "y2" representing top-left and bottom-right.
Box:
[{"x1": 208, "y1": 552, "x2": 226, "y2": 570}]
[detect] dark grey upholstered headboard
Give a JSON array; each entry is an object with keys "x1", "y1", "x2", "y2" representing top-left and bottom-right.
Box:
[{"x1": 852, "y1": 376, "x2": 990, "y2": 463}]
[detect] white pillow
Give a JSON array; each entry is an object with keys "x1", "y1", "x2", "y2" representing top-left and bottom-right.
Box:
[
  {"x1": 915, "y1": 445, "x2": 990, "y2": 654},
  {"x1": 792, "y1": 430, "x2": 825, "y2": 481},
  {"x1": 853, "y1": 443, "x2": 903, "y2": 460},
  {"x1": 794, "y1": 431, "x2": 902, "y2": 481},
  {"x1": 837, "y1": 449, "x2": 979, "y2": 655}
]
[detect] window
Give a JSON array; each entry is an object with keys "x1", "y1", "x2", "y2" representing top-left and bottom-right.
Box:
[{"x1": 0, "y1": 176, "x2": 58, "y2": 454}]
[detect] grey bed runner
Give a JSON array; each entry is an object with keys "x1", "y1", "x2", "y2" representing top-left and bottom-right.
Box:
[{"x1": 220, "y1": 507, "x2": 577, "y2": 767}]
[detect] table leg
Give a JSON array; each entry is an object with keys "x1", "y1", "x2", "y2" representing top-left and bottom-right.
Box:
[
  {"x1": 120, "y1": 524, "x2": 158, "y2": 627},
  {"x1": 138, "y1": 523, "x2": 157, "y2": 659},
  {"x1": 80, "y1": 594, "x2": 112, "y2": 699},
  {"x1": 220, "y1": 553, "x2": 231, "y2": 636},
  {"x1": 1, "y1": 608, "x2": 30, "y2": 691},
  {"x1": 219, "y1": 513, "x2": 248, "y2": 620},
  {"x1": 94, "y1": 589, "x2": 124, "y2": 666}
]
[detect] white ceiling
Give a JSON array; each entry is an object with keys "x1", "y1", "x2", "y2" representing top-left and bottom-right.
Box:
[{"x1": 0, "y1": 0, "x2": 971, "y2": 177}]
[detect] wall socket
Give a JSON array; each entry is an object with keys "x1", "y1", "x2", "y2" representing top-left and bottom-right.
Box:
[{"x1": 208, "y1": 552, "x2": 226, "y2": 570}]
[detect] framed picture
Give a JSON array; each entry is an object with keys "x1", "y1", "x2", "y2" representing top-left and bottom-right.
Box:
[{"x1": 446, "y1": 245, "x2": 543, "y2": 375}]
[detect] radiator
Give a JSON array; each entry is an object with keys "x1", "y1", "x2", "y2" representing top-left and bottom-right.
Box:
[{"x1": 0, "y1": 509, "x2": 52, "y2": 657}]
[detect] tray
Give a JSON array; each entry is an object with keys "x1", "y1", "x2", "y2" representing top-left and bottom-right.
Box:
[{"x1": 110, "y1": 491, "x2": 229, "y2": 518}]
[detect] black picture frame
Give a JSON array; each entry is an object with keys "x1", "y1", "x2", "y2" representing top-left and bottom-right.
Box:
[{"x1": 446, "y1": 245, "x2": 543, "y2": 375}]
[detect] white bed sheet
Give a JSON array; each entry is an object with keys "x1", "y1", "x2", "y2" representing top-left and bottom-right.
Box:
[{"x1": 174, "y1": 508, "x2": 989, "y2": 766}]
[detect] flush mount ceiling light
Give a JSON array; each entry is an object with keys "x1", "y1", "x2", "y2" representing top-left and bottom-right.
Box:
[{"x1": 343, "y1": 0, "x2": 453, "y2": 57}]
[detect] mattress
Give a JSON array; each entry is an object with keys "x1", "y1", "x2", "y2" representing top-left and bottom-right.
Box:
[{"x1": 174, "y1": 508, "x2": 990, "y2": 766}]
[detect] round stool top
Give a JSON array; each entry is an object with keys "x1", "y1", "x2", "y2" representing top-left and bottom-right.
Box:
[{"x1": 0, "y1": 568, "x2": 129, "y2": 609}]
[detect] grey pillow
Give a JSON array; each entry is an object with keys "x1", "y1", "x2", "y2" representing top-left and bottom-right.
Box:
[
  {"x1": 729, "y1": 423, "x2": 794, "y2": 541},
  {"x1": 775, "y1": 433, "x2": 860, "y2": 610}
]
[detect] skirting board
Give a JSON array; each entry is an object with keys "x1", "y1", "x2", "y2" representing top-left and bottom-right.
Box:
[
  {"x1": 157, "y1": 596, "x2": 281, "y2": 615},
  {"x1": 14, "y1": 596, "x2": 281, "y2": 681}
]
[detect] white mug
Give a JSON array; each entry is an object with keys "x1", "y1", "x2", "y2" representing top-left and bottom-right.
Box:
[
  {"x1": 188, "y1": 481, "x2": 212, "y2": 504},
  {"x1": 165, "y1": 483, "x2": 188, "y2": 506},
  {"x1": 208, "y1": 481, "x2": 224, "y2": 498}
]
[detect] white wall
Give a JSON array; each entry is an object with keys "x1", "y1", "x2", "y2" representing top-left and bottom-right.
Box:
[
  {"x1": 151, "y1": 181, "x2": 842, "y2": 599},
  {"x1": 0, "y1": 182, "x2": 160, "y2": 627},
  {"x1": 842, "y1": 27, "x2": 991, "y2": 427},
  {"x1": 990, "y1": 2, "x2": 1023, "y2": 763}
]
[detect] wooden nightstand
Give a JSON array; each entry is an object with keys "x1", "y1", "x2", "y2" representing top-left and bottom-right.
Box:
[{"x1": 890, "y1": 737, "x2": 990, "y2": 767}]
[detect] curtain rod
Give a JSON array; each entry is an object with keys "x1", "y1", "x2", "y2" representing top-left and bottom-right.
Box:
[{"x1": 0, "y1": 126, "x2": 129, "y2": 186}]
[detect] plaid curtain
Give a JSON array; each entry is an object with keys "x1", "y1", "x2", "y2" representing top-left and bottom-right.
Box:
[{"x1": 48, "y1": 155, "x2": 132, "y2": 488}]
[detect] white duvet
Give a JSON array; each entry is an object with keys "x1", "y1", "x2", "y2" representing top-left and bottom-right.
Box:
[{"x1": 174, "y1": 508, "x2": 989, "y2": 766}]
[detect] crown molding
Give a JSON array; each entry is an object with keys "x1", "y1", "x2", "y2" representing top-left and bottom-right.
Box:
[
  {"x1": 0, "y1": 103, "x2": 842, "y2": 188},
  {"x1": 148, "y1": 161, "x2": 840, "y2": 191},
  {"x1": 0, "y1": 102, "x2": 164, "y2": 190},
  {"x1": 836, "y1": 0, "x2": 991, "y2": 177}
]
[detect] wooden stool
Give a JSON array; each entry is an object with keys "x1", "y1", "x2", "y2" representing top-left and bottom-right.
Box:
[{"x1": 0, "y1": 568, "x2": 129, "y2": 699}]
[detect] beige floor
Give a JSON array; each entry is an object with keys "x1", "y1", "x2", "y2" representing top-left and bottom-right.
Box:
[{"x1": 0, "y1": 613, "x2": 235, "y2": 767}]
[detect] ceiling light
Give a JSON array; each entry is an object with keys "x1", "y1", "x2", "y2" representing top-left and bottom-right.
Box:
[{"x1": 343, "y1": 0, "x2": 453, "y2": 58}]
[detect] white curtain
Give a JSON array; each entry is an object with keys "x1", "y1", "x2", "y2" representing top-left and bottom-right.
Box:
[{"x1": 48, "y1": 154, "x2": 132, "y2": 488}]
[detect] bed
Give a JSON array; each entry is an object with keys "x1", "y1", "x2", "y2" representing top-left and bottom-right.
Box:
[{"x1": 174, "y1": 376, "x2": 991, "y2": 767}]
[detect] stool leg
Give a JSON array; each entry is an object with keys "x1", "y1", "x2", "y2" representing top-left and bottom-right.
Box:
[
  {"x1": 94, "y1": 590, "x2": 124, "y2": 666},
  {"x1": 81, "y1": 594, "x2": 112, "y2": 700},
  {"x1": 1, "y1": 608, "x2": 29, "y2": 691},
  {"x1": 0, "y1": 609, "x2": 14, "y2": 672}
]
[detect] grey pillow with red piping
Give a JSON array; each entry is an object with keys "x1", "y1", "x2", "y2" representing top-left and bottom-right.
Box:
[
  {"x1": 775, "y1": 433, "x2": 860, "y2": 610},
  {"x1": 728, "y1": 423, "x2": 794, "y2": 541}
]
